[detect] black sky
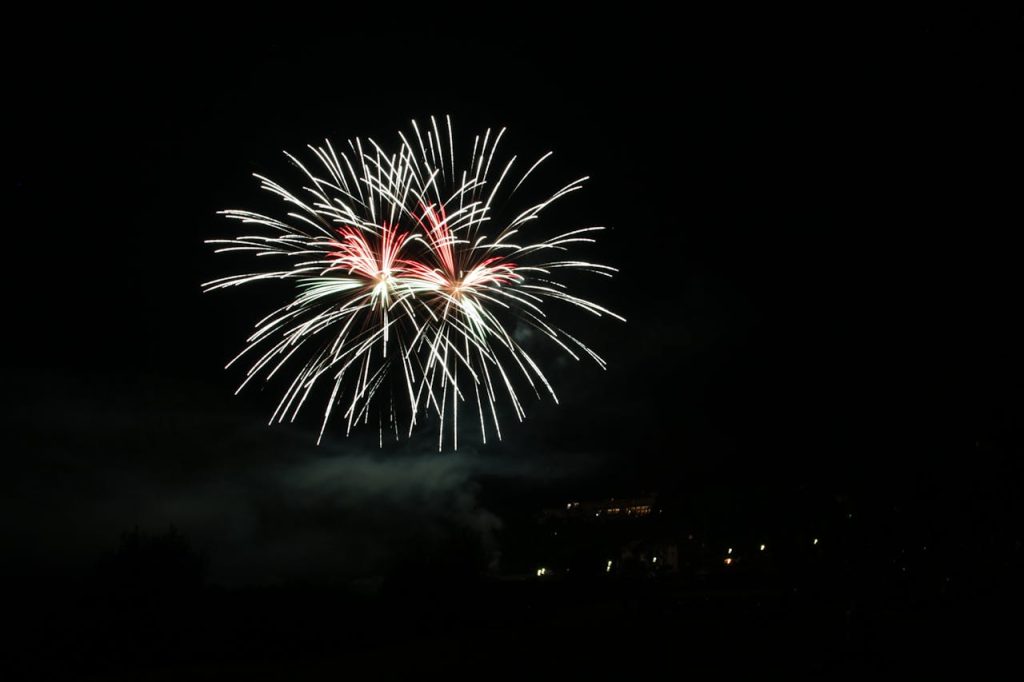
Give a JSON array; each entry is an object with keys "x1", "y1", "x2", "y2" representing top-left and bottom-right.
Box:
[{"x1": 3, "y1": 12, "x2": 1021, "y2": 584}]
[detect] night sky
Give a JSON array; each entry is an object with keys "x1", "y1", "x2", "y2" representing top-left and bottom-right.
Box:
[{"x1": 4, "y1": 11, "x2": 1021, "y2": 674}]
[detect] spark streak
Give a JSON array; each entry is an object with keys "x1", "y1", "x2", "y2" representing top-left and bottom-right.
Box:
[{"x1": 205, "y1": 117, "x2": 623, "y2": 448}]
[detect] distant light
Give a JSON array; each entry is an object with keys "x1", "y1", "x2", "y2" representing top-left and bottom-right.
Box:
[
  {"x1": 760, "y1": 544, "x2": 766, "y2": 551},
  {"x1": 566, "y1": 503, "x2": 571, "y2": 510},
  {"x1": 723, "y1": 557, "x2": 733, "y2": 566},
  {"x1": 727, "y1": 547, "x2": 733, "y2": 555},
  {"x1": 595, "y1": 512, "x2": 600, "y2": 517},
  {"x1": 606, "y1": 560, "x2": 613, "y2": 573},
  {"x1": 813, "y1": 538, "x2": 819, "y2": 545},
  {"x1": 652, "y1": 557, "x2": 657, "y2": 564},
  {"x1": 536, "y1": 567, "x2": 547, "y2": 577}
]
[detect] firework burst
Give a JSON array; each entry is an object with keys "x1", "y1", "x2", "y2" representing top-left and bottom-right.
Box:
[{"x1": 205, "y1": 116, "x2": 623, "y2": 449}]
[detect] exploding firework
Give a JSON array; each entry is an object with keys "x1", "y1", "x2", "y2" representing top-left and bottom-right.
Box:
[{"x1": 205, "y1": 116, "x2": 623, "y2": 448}]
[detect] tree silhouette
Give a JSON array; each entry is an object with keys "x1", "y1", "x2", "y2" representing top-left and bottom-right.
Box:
[{"x1": 97, "y1": 525, "x2": 208, "y2": 606}]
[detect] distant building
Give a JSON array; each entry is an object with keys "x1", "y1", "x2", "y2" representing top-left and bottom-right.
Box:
[{"x1": 541, "y1": 495, "x2": 658, "y2": 522}]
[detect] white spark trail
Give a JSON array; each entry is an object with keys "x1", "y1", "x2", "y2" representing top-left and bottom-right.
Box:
[{"x1": 204, "y1": 117, "x2": 621, "y2": 447}]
